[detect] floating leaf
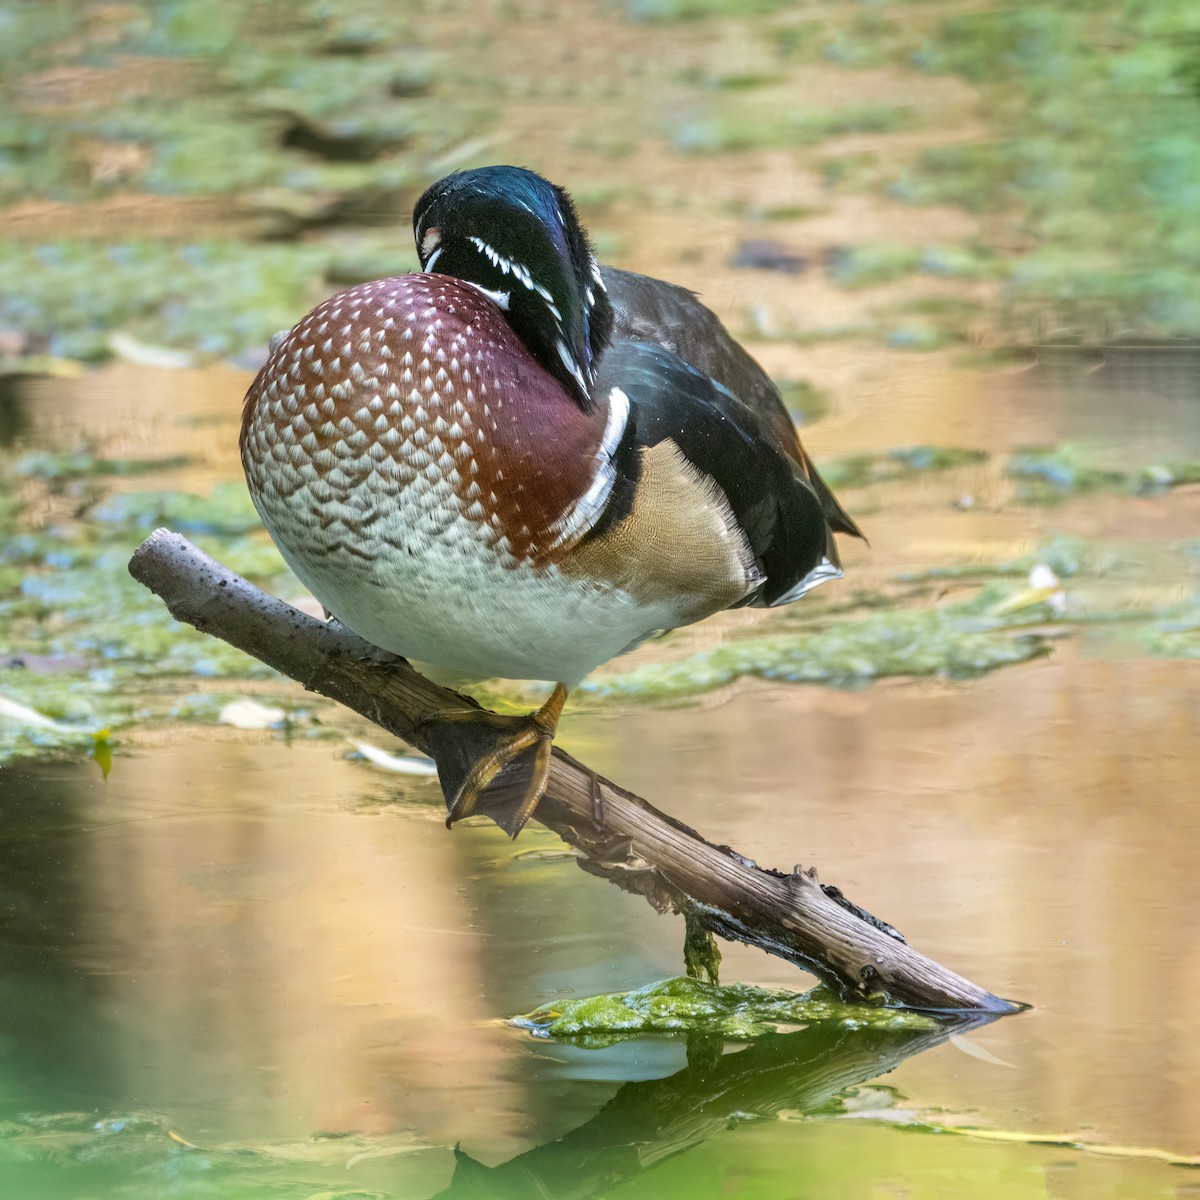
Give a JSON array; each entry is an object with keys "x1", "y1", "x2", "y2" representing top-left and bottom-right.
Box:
[
  {"x1": 0, "y1": 693, "x2": 93, "y2": 736},
  {"x1": 946, "y1": 1032, "x2": 1017, "y2": 1068},
  {"x1": 349, "y1": 739, "x2": 438, "y2": 775},
  {"x1": 218, "y1": 698, "x2": 288, "y2": 730}
]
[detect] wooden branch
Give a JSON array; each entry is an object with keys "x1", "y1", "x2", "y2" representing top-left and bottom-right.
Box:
[{"x1": 128, "y1": 529, "x2": 1022, "y2": 1015}]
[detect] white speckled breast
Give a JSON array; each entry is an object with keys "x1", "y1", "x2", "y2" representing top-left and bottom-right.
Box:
[{"x1": 240, "y1": 273, "x2": 690, "y2": 683}]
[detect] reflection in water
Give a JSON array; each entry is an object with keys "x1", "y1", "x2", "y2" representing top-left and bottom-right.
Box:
[
  {"x1": 440, "y1": 1018, "x2": 993, "y2": 1200},
  {"x1": 1025, "y1": 348, "x2": 1200, "y2": 464},
  {"x1": 0, "y1": 754, "x2": 1005, "y2": 1197},
  {"x1": 0, "y1": 376, "x2": 32, "y2": 447},
  {"x1": 0, "y1": 761, "x2": 118, "y2": 1114},
  {"x1": 0, "y1": 751, "x2": 523, "y2": 1149}
]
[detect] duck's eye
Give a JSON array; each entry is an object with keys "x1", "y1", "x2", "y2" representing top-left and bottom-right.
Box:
[{"x1": 420, "y1": 227, "x2": 441, "y2": 260}]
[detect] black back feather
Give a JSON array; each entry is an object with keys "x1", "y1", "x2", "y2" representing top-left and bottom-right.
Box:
[
  {"x1": 602, "y1": 265, "x2": 863, "y2": 543},
  {"x1": 592, "y1": 339, "x2": 831, "y2": 606}
]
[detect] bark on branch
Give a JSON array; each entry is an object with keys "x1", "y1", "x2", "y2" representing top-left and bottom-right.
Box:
[{"x1": 128, "y1": 529, "x2": 1022, "y2": 1016}]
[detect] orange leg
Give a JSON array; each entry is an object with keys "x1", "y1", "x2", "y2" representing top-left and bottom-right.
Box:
[{"x1": 421, "y1": 683, "x2": 568, "y2": 838}]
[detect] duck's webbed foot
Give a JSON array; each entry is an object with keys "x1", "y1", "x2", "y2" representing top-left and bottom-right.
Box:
[{"x1": 420, "y1": 683, "x2": 568, "y2": 838}]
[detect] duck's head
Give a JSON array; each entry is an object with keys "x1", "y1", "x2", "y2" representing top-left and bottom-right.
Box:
[{"x1": 412, "y1": 165, "x2": 613, "y2": 410}]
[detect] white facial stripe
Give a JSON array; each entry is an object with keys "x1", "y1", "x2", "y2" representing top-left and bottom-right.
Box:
[
  {"x1": 463, "y1": 281, "x2": 511, "y2": 310},
  {"x1": 466, "y1": 235, "x2": 590, "y2": 379},
  {"x1": 468, "y1": 236, "x2": 557, "y2": 307},
  {"x1": 423, "y1": 246, "x2": 444, "y2": 272},
  {"x1": 468, "y1": 235, "x2": 507, "y2": 273},
  {"x1": 555, "y1": 338, "x2": 589, "y2": 394},
  {"x1": 420, "y1": 227, "x2": 441, "y2": 259}
]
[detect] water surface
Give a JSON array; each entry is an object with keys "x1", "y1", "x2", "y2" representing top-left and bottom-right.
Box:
[{"x1": 2, "y1": 350, "x2": 1198, "y2": 1198}]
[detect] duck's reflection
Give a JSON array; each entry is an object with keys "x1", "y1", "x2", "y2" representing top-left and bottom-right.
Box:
[{"x1": 438, "y1": 1014, "x2": 996, "y2": 1199}]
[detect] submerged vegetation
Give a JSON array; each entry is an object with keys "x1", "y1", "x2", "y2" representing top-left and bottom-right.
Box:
[
  {"x1": 584, "y1": 589, "x2": 1054, "y2": 701},
  {"x1": 0, "y1": 454, "x2": 306, "y2": 762}
]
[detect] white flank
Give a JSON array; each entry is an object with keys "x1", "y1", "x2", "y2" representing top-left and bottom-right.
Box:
[{"x1": 464, "y1": 281, "x2": 511, "y2": 310}]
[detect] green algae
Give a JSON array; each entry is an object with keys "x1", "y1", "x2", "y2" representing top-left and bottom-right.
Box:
[
  {"x1": 869, "y1": 5, "x2": 1200, "y2": 339},
  {"x1": 819, "y1": 446, "x2": 988, "y2": 490},
  {"x1": 826, "y1": 243, "x2": 922, "y2": 290},
  {"x1": 0, "y1": 240, "x2": 334, "y2": 363},
  {"x1": 2, "y1": 0, "x2": 1198, "y2": 764},
  {"x1": 323, "y1": 238, "x2": 421, "y2": 286},
  {"x1": 513, "y1": 977, "x2": 938, "y2": 1047},
  {"x1": 90, "y1": 482, "x2": 264, "y2": 537},
  {"x1": 0, "y1": 3, "x2": 75, "y2": 70},
  {"x1": 0, "y1": 458, "x2": 301, "y2": 764},
  {"x1": 775, "y1": 377, "x2": 827, "y2": 424},
  {"x1": 2, "y1": 431, "x2": 1192, "y2": 769},
  {"x1": 0, "y1": 672, "x2": 123, "y2": 736},
  {"x1": 5, "y1": 0, "x2": 1199, "y2": 364},
  {"x1": 585, "y1": 585, "x2": 1055, "y2": 702},
  {"x1": 1135, "y1": 607, "x2": 1200, "y2": 659},
  {"x1": 683, "y1": 911, "x2": 722, "y2": 986},
  {"x1": 0, "y1": 232, "x2": 421, "y2": 366},
  {"x1": 761, "y1": 1, "x2": 1200, "y2": 341},
  {"x1": 625, "y1": 0, "x2": 799, "y2": 22},
  {"x1": 14, "y1": 449, "x2": 193, "y2": 481},
  {"x1": 0, "y1": 0, "x2": 477, "y2": 363},
  {"x1": 671, "y1": 100, "x2": 913, "y2": 156},
  {"x1": 1007, "y1": 444, "x2": 1200, "y2": 503},
  {"x1": 891, "y1": 536, "x2": 1200, "y2": 670},
  {"x1": 1136, "y1": 460, "x2": 1200, "y2": 493},
  {"x1": 897, "y1": 535, "x2": 1110, "y2": 585},
  {"x1": 3, "y1": 0, "x2": 444, "y2": 202},
  {"x1": 883, "y1": 321, "x2": 956, "y2": 352},
  {"x1": 1007, "y1": 445, "x2": 1128, "y2": 502},
  {"x1": 881, "y1": 295, "x2": 990, "y2": 350},
  {"x1": 9, "y1": 540, "x2": 276, "y2": 680},
  {"x1": 0, "y1": 1108, "x2": 426, "y2": 1197}
]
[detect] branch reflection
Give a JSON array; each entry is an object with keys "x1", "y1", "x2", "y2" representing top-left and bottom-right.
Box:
[{"x1": 439, "y1": 1015, "x2": 998, "y2": 1199}]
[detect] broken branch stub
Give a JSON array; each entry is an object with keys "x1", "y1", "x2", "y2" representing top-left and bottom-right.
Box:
[{"x1": 128, "y1": 528, "x2": 1022, "y2": 1016}]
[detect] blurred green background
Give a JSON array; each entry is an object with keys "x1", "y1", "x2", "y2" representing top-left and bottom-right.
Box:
[{"x1": 3, "y1": 0, "x2": 1200, "y2": 370}]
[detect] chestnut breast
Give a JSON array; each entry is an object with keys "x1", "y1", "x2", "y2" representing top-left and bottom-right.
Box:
[{"x1": 240, "y1": 272, "x2": 610, "y2": 566}]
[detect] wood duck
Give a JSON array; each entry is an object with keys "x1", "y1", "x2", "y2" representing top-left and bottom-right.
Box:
[{"x1": 241, "y1": 166, "x2": 863, "y2": 836}]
